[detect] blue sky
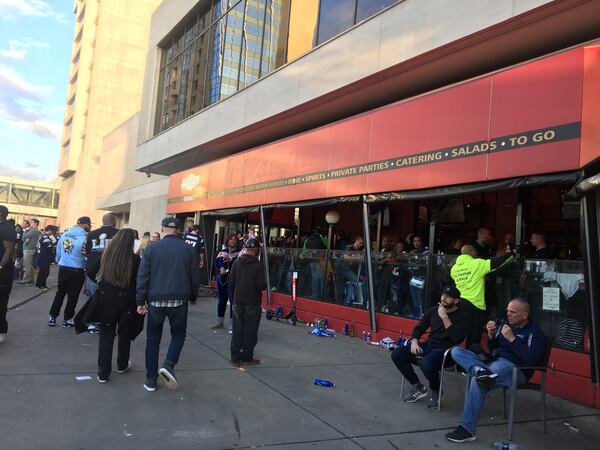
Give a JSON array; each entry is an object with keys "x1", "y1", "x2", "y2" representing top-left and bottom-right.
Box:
[{"x1": 0, "y1": 0, "x2": 75, "y2": 182}]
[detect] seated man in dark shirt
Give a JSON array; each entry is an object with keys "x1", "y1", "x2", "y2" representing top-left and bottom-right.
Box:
[
  {"x1": 446, "y1": 297, "x2": 546, "y2": 443},
  {"x1": 391, "y1": 286, "x2": 468, "y2": 408}
]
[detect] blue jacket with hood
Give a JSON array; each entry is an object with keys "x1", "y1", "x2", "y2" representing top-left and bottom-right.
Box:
[{"x1": 55, "y1": 225, "x2": 87, "y2": 269}]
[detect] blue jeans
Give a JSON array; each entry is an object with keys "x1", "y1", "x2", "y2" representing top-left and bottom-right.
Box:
[
  {"x1": 391, "y1": 342, "x2": 454, "y2": 392},
  {"x1": 145, "y1": 303, "x2": 188, "y2": 380},
  {"x1": 451, "y1": 347, "x2": 526, "y2": 434},
  {"x1": 309, "y1": 261, "x2": 323, "y2": 299},
  {"x1": 409, "y1": 284, "x2": 425, "y2": 318},
  {"x1": 85, "y1": 278, "x2": 98, "y2": 299}
]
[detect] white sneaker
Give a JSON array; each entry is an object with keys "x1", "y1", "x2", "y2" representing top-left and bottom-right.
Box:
[{"x1": 0, "y1": 333, "x2": 6, "y2": 344}]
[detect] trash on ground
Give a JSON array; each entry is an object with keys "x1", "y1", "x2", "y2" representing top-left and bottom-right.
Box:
[
  {"x1": 75, "y1": 376, "x2": 92, "y2": 381},
  {"x1": 314, "y1": 378, "x2": 335, "y2": 387},
  {"x1": 564, "y1": 422, "x2": 579, "y2": 433},
  {"x1": 310, "y1": 327, "x2": 336, "y2": 337},
  {"x1": 380, "y1": 337, "x2": 396, "y2": 349}
]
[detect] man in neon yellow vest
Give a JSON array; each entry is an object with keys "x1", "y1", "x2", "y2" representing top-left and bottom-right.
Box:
[{"x1": 451, "y1": 245, "x2": 514, "y2": 353}]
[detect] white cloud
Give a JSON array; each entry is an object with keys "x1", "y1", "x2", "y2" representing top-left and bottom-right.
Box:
[
  {"x1": 10, "y1": 118, "x2": 61, "y2": 139},
  {"x1": 0, "y1": 0, "x2": 68, "y2": 23},
  {"x1": 0, "y1": 40, "x2": 51, "y2": 61},
  {"x1": 0, "y1": 163, "x2": 55, "y2": 181},
  {"x1": 0, "y1": 64, "x2": 60, "y2": 139}
]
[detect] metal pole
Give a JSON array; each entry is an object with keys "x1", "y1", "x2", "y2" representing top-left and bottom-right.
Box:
[
  {"x1": 375, "y1": 209, "x2": 383, "y2": 251},
  {"x1": 362, "y1": 198, "x2": 377, "y2": 332},
  {"x1": 259, "y1": 205, "x2": 272, "y2": 307},
  {"x1": 425, "y1": 219, "x2": 436, "y2": 311},
  {"x1": 296, "y1": 207, "x2": 301, "y2": 248}
]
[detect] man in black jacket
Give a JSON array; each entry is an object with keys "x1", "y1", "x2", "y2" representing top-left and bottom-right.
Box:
[
  {"x1": 229, "y1": 238, "x2": 267, "y2": 365},
  {"x1": 136, "y1": 216, "x2": 200, "y2": 392},
  {"x1": 391, "y1": 286, "x2": 468, "y2": 408}
]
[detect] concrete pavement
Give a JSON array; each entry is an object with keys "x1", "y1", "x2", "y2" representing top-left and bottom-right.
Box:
[{"x1": 1, "y1": 272, "x2": 599, "y2": 450}]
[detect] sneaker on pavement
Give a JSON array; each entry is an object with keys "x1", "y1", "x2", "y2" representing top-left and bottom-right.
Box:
[
  {"x1": 117, "y1": 361, "x2": 132, "y2": 374},
  {"x1": 230, "y1": 358, "x2": 241, "y2": 366},
  {"x1": 159, "y1": 365, "x2": 178, "y2": 390},
  {"x1": 97, "y1": 376, "x2": 108, "y2": 384},
  {"x1": 0, "y1": 333, "x2": 6, "y2": 344},
  {"x1": 241, "y1": 358, "x2": 260, "y2": 365},
  {"x1": 62, "y1": 319, "x2": 75, "y2": 328},
  {"x1": 475, "y1": 367, "x2": 498, "y2": 388},
  {"x1": 210, "y1": 323, "x2": 224, "y2": 329},
  {"x1": 144, "y1": 378, "x2": 157, "y2": 392},
  {"x1": 403, "y1": 385, "x2": 428, "y2": 403},
  {"x1": 48, "y1": 316, "x2": 56, "y2": 327},
  {"x1": 427, "y1": 391, "x2": 444, "y2": 409},
  {"x1": 445, "y1": 425, "x2": 476, "y2": 443}
]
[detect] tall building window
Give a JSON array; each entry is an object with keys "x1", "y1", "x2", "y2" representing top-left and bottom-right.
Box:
[
  {"x1": 154, "y1": 0, "x2": 398, "y2": 134},
  {"x1": 316, "y1": 0, "x2": 356, "y2": 45}
]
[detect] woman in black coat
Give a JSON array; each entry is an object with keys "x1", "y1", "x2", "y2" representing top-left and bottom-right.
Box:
[{"x1": 85, "y1": 229, "x2": 141, "y2": 383}]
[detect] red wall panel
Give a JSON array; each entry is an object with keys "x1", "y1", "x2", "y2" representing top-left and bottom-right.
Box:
[{"x1": 580, "y1": 46, "x2": 600, "y2": 167}]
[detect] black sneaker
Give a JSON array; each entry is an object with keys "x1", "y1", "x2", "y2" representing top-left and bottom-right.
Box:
[
  {"x1": 446, "y1": 425, "x2": 476, "y2": 442},
  {"x1": 427, "y1": 391, "x2": 444, "y2": 409},
  {"x1": 48, "y1": 316, "x2": 56, "y2": 327},
  {"x1": 475, "y1": 367, "x2": 498, "y2": 388},
  {"x1": 403, "y1": 385, "x2": 428, "y2": 403},
  {"x1": 143, "y1": 378, "x2": 157, "y2": 392},
  {"x1": 159, "y1": 365, "x2": 178, "y2": 390},
  {"x1": 62, "y1": 319, "x2": 75, "y2": 328}
]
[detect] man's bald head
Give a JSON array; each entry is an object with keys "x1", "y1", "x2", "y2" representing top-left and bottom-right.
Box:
[
  {"x1": 507, "y1": 297, "x2": 530, "y2": 327},
  {"x1": 461, "y1": 245, "x2": 477, "y2": 258},
  {"x1": 102, "y1": 213, "x2": 116, "y2": 226}
]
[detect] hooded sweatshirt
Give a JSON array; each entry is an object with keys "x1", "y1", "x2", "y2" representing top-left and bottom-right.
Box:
[
  {"x1": 55, "y1": 225, "x2": 87, "y2": 269},
  {"x1": 229, "y1": 254, "x2": 267, "y2": 306}
]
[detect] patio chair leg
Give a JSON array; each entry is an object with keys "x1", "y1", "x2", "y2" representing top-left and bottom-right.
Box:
[
  {"x1": 438, "y1": 369, "x2": 444, "y2": 412},
  {"x1": 503, "y1": 388, "x2": 507, "y2": 419},
  {"x1": 400, "y1": 375, "x2": 405, "y2": 397},
  {"x1": 507, "y1": 368, "x2": 518, "y2": 441},
  {"x1": 541, "y1": 373, "x2": 547, "y2": 434}
]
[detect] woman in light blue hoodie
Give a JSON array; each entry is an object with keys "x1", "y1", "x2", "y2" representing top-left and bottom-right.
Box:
[{"x1": 48, "y1": 217, "x2": 91, "y2": 327}]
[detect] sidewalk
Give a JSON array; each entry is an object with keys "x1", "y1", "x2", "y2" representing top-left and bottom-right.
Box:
[{"x1": 1, "y1": 281, "x2": 599, "y2": 450}]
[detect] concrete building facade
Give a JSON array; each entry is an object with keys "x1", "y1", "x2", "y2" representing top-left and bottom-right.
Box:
[
  {"x1": 95, "y1": 0, "x2": 600, "y2": 406},
  {"x1": 57, "y1": 0, "x2": 162, "y2": 228}
]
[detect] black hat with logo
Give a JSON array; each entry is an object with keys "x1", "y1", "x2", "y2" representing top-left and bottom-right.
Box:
[
  {"x1": 442, "y1": 285, "x2": 461, "y2": 300},
  {"x1": 161, "y1": 216, "x2": 181, "y2": 229}
]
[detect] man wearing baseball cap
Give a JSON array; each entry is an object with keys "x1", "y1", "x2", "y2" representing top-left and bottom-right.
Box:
[
  {"x1": 48, "y1": 216, "x2": 91, "y2": 327},
  {"x1": 136, "y1": 216, "x2": 200, "y2": 392},
  {"x1": 391, "y1": 285, "x2": 468, "y2": 408}
]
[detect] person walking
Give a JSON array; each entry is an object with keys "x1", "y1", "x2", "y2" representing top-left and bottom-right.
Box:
[
  {"x1": 48, "y1": 217, "x2": 90, "y2": 327},
  {"x1": 136, "y1": 217, "x2": 200, "y2": 392},
  {"x1": 0, "y1": 205, "x2": 16, "y2": 344},
  {"x1": 229, "y1": 238, "x2": 267, "y2": 365},
  {"x1": 19, "y1": 218, "x2": 40, "y2": 285},
  {"x1": 211, "y1": 233, "x2": 239, "y2": 330},
  {"x1": 85, "y1": 213, "x2": 119, "y2": 300},
  {"x1": 80, "y1": 229, "x2": 142, "y2": 383},
  {"x1": 35, "y1": 225, "x2": 56, "y2": 290}
]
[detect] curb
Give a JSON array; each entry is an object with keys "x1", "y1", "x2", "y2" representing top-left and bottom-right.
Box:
[{"x1": 8, "y1": 285, "x2": 57, "y2": 311}]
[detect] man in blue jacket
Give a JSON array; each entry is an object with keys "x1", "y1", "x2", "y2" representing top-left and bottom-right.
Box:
[
  {"x1": 48, "y1": 217, "x2": 91, "y2": 327},
  {"x1": 446, "y1": 297, "x2": 546, "y2": 443},
  {"x1": 136, "y1": 216, "x2": 200, "y2": 392}
]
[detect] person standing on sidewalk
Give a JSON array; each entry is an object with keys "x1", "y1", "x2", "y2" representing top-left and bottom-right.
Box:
[
  {"x1": 48, "y1": 217, "x2": 90, "y2": 328},
  {"x1": 229, "y1": 238, "x2": 267, "y2": 365},
  {"x1": 35, "y1": 225, "x2": 56, "y2": 290},
  {"x1": 211, "y1": 233, "x2": 239, "y2": 330},
  {"x1": 0, "y1": 205, "x2": 17, "y2": 344},
  {"x1": 81, "y1": 229, "x2": 142, "y2": 383},
  {"x1": 136, "y1": 216, "x2": 200, "y2": 392},
  {"x1": 19, "y1": 218, "x2": 40, "y2": 285},
  {"x1": 85, "y1": 213, "x2": 119, "y2": 300}
]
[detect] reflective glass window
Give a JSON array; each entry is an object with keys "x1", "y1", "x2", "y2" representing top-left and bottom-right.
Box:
[
  {"x1": 316, "y1": 0, "x2": 356, "y2": 45},
  {"x1": 286, "y1": 0, "x2": 319, "y2": 61},
  {"x1": 239, "y1": 0, "x2": 266, "y2": 88},
  {"x1": 260, "y1": 0, "x2": 291, "y2": 75},
  {"x1": 219, "y1": 1, "x2": 245, "y2": 99},
  {"x1": 356, "y1": 0, "x2": 396, "y2": 22}
]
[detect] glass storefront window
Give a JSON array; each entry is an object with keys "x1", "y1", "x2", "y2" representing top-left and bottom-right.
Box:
[{"x1": 316, "y1": 0, "x2": 356, "y2": 45}]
